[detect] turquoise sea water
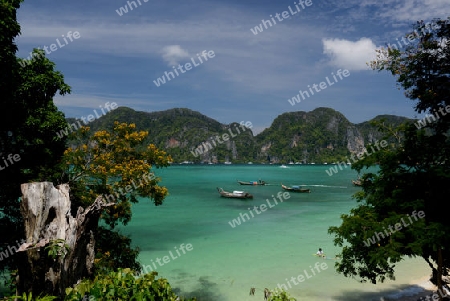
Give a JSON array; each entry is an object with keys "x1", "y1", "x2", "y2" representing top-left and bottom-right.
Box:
[{"x1": 123, "y1": 164, "x2": 430, "y2": 301}]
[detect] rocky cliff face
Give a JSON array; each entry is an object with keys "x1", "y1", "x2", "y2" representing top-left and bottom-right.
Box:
[
  {"x1": 254, "y1": 108, "x2": 411, "y2": 162},
  {"x1": 345, "y1": 126, "x2": 365, "y2": 154},
  {"x1": 85, "y1": 107, "x2": 412, "y2": 163}
]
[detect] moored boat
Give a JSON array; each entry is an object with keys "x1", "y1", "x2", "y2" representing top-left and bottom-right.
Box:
[
  {"x1": 281, "y1": 183, "x2": 311, "y2": 193},
  {"x1": 237, "y1": 180, "x2": 267, "y2": 186},
  {"x1": 217, "y1": 187, "x2": 253, "y2": 199},
  {"x1": 352, "y1": 179, "x2": 363, "y2": 186}
]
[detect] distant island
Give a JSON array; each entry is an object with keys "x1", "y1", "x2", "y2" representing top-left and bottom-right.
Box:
[{"x1": 70, "y1": 106, "x2": 412, "y2": 164}]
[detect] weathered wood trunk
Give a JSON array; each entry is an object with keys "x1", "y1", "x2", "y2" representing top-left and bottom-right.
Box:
[{"x1": 16, "y1": 182, "x2": 113, "y2": 297}]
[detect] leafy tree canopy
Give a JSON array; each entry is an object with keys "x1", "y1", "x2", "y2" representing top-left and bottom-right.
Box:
[
  {"x1": 0, "y1": 0, "x2": 70, "y2": 273},
  {"x1": 63, "y1": 122, "x2": 172, "y2": 273},
  {"x1": 329, "y1": 17, "x2": 450, "y2": 296}
]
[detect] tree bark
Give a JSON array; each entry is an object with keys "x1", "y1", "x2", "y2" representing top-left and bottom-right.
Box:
[
  {"x1": 16, "y1": 182, "x2": 113, "y2": 297},
  {"x1": 437, "y1": 247, "x2": 444, "y2": 301}
]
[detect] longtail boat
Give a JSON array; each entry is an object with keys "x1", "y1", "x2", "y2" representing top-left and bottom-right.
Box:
[
  {"x1": 281, "y1": 183, "x2": 311, "y2": 193},
  {"x1": 217, "y1": 187, "x2": 253, "y2": 199},
  {"x1": 237, "y1": 180, "x2": 267, "y2": 186}
]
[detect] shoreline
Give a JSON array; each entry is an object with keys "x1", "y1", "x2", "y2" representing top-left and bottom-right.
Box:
[{"x1": 382, "y1": 275, "x2": 444, "y2": 301}]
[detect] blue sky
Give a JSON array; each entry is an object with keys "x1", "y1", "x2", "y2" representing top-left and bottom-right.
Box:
[{"x1": 15, "y1": 0, "x2": 450, "y2": 134}]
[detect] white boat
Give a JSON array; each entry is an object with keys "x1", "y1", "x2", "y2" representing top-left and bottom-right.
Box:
[{"x1": 280, "y1": 164, "x2": 288, "y2": 168}]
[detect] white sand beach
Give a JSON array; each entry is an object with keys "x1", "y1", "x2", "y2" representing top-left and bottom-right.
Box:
[{"x1": 383, "y1": 275, "x2": 448, "y2": 301}]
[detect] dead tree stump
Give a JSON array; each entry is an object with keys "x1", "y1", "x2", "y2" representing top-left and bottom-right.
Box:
[{"x1": 16, "y1": 182, "x2": 113, "y2": 297}]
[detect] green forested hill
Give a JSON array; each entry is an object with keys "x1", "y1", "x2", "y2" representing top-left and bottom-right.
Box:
[
  {"x1": 70, "y1": 106, "x2": 413, "y2": 164},
  {"x1": 255, "y1": 107, "x2": 353, "y2": 163}
]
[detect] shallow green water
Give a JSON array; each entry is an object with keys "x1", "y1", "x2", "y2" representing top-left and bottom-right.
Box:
[{"x1": 123, "y1": 164, "x2": 430, "y2": 301}]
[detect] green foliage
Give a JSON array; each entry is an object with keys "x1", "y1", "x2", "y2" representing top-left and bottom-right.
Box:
[
  {"x1": 2, "y1": 292, "x2": 57, "y2": 301},
  {"x1": 371, "y1": 18, "x2": 450, "y2": 130},
  {"x1": 83, "y1": 107, "x2": 258, "y2": 163},
  {"x1": 63, "y1": 122, "x2": 172, "y2": 273},
  {"x1": 330, "y1": 17, "x2": 450, "y2": 288},
  {"x1": 82, "y1": 106, "x2": 411, "y2": 164},
  {"x1": 94, "y1": 227, "x2": 140, "y2": 274},
  {"x1": 256, "y1": 107, "x2": 357, "y2": 163},
  {"x1": 266, "y1": 288, "x2": 296, "y2": 301},
  {"x1": 329, "y1": 119, "x2": 449, "y2": 284},
  {"x1": 44, "y1": 239, "x2": 70, "y2": 260},
  {"x1": 0, "y1": 1, "x2": 70, "y2": 275},
  {"x1": 65, "y1": 268, "x2": 196, "y2": 301}
]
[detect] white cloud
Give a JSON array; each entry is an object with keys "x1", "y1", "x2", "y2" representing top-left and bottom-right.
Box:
[
  {"x1": 160, "y1": 45, "x2": 190, "y2": 66},
  {"x1": 322, "y1": 37, "x2": 378, "y2": 71}
]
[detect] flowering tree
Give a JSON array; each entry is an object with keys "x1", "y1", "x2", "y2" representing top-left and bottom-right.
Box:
[{"x1": 63, "y1": 121, "x2": 172, "y2": 272}]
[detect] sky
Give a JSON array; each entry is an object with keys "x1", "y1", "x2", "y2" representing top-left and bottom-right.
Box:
[{"x1": 15, "y1": 0, "x2": 450, "y2": 134}]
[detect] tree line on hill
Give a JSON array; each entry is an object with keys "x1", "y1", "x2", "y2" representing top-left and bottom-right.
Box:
[{"x1": 77, "y1": 106, "x2": 412, "y2": 164}]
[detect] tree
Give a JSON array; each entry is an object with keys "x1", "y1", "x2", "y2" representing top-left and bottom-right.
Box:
[
  {"x1": 1, "y1": 1, "x2": 173, "y2": 298},
  {"x1": 14, "y1": 122, "x2": 172, "y2": 298},
  {"x1": 62, "y1": 122, "x2": 172, "y2": 274},
  {"x1": 329, "y1": 17, "x2": 450, "y2": 299},
  {"x1": 16, "y1": 182, "x2": 114, "y2": 297},
  {"x1": 0, "y1": 0, "x2": 70, "y2": 275}
]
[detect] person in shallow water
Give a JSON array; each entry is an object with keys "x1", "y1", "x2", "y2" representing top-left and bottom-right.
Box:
[{"x1": 316, "y1": 248, "x2": 324, "y2": 257}]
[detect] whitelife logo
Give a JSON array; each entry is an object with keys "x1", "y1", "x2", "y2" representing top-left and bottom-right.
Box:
[
  {"x1": 141, "y1": 243, "x2": 193, "y2": 273},
  {"x1": 55, "y1": 102, "x2": 118, "y2": 139},
  {"x1": 153, "y1": 50, "x2": 215, "y2": 87},
  {"x1": 0, "y1": 153, "x2": 21, "y2": 172},
  {"x1": 115, "y1": 0, "x2": 149, "y2": 16},
  {"x1": 325, "y1": 139, "x2": 388, "y2": 176},
  {"x1": 19, "y1": 31, "x2": 81, "y2": 67},
  {"x1": 414, "y1": 104, "x2": 450, "y2": 129},
  {"x1": 288, "y1": 69, "x2": 350, "y2": 106},
  {"x1": 102, "y1": 172, "x2": 156, "y2": 203},
  {"x1": 0, "y1": 239, "x2": 26, "y2": 261},
  {"x1": 190, "y1": 121, "x2": 253, "y2": 157},
  {"x1": 276, "y1": 261, "x2": 328, "y2": 291},
  {"x1": 250, "y1": 0, "x2": 313, "y2": 35},
  {"x1": 386, "y1": 21, "x2": 439, "y2": 51},
  {"x1": 228, "y1": 192, "x2": 291, "y2": 228},
  {"x1": 363, "y1": 210, "x2": 425, "y2": 247}
]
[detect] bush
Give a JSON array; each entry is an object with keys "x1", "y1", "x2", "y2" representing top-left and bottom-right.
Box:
[
  {"x1": 266, "y1": 288, "x2": 297, "y2": 301},
  {"x1": 2, "y1": 292, "x2": 57, "y2": 301},
  {"x1": 65, "y1": 268, "x2": 195, "y2": 301}
]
